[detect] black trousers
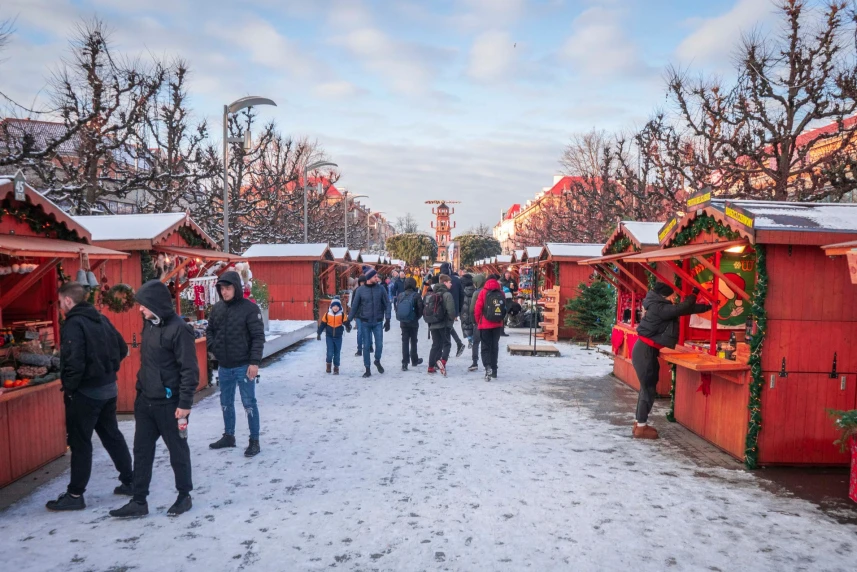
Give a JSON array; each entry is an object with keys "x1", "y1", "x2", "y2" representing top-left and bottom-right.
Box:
[
  {"x1": 632, "y1": 342, "x2": 660, "y2": 423},
  {"x1": 479, "y1": 328, "x2": 502, "y2": 372},
  {"x1": 429, "y1": 327, "x2": 452, "y2": 367},
  {"x1": 471, "y1": 328, "x2": 481, "y2": 364},
  {"x1": 449, "y1": 325, "x2": 463, "y2": 348},
  {"x1": 401, "y1": 323, "x2": 420, "y2": 366},
  {"x1": 65, "y1": 393, "x2": 133, "y2": 496},
  {"x1": 132, "y1": 397, "x2": 193, "y2": 503}
]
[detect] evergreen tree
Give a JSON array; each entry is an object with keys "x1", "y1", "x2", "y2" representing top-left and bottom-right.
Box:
[{"x1": 564, "y1": 280, "x2": 615, "y2": 343}]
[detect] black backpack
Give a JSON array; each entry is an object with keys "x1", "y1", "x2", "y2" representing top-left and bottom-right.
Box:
[
  {"x1": 396, "y1": 291, "x2": 418, "y2": 323},
  {"x1": 423, "y1": 291, "x2": 447, "y2": 324},
  {"x1": 482, "y1": 290, "x2": 507, "y2": 323}
]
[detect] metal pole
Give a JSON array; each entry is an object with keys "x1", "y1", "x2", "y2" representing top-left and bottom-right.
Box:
[
  {"x1": 222, "y1": 105, "x2": 229, "y2": 253},
  {"x1": 343, "y1": 192, "x2": 348, "y2": 249},
  {"x1": 303, "y1": 165, "x2": 308, "y2": 243}
]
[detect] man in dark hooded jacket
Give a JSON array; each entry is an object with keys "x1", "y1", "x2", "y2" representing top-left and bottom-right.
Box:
[
  {"x1": 460, "y1": 274, "x2": 475, "y2": 344},
  {"x1": 110, "y1": 280, "x2": 198, "y2": 519},
  {"x1": 46, "y1": 282, "x2": 133, "y2": 512},
  {"x1": 632, "y1": 282, "x2": 710, "y2": 439},
  {"x1": 206, "y1": 271, "x2": 266, "y2": 457},
  {"x1": 395, "y1": 277, "x2": 424, "y2": 371},
  {"x1": 439, "y1": 262, "x2": 466, "y2": 357},
  {"x1": 347, "y1": 268, "x2": 391, "y2": 377}
]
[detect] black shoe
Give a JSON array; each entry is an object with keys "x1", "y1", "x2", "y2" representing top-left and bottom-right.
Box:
[
  {"x1": 46, "y1": 492, "x2": 85, "y2": 511},
  {"x1": 468, "y1": 363, "x2": 479, "y2": 372},
  {"x1": 209, "y1": 434, "x2": 236, "y2": 449},
  {"x1": 362, "y1": 368, "x2": 372, "y2": 378},
  {"x1": 114, "y1": 482, "x2": 133, "y2": 496},
  {"x1": 167, "y1": 494, "x2": 192, "y2": 517},
  {"x1": 415, "y1": 358, "x2": 424, "y2": 365},
  {"x1": 402, "y1": 365, "x2": 408, "y2": 371},
  {"x1": 456, "y1": 344, "x2": 465, "y2": 358},
  {"x1": 245, "y1": 439, "x2": 261, "y2": 457},
  {"x1": 110, "y1": 500, "x2": 149, "y2": 519},
  {"x1": 484, "y1": 368, "x2": 493, "y2": 381},
  {"x1": 491, "y1": 371, "x2": 498, "y2": 379},
  {"x1": 355, "y1": 350, "x2": 362, "y2": 357},
  {"x1": 374, "y1": 360, "x2": 385, "y2": 374}
]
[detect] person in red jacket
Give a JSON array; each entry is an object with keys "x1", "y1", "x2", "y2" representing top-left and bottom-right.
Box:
[{"x1": 473, "y1": 276, "x2": 505, "y2": 381}]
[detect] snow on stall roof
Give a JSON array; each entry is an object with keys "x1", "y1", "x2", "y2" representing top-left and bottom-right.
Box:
[
  {"x1": 348, "y1": 249, "x2": 361, "y2": 260},
  {"x1": 361, "y1": 254, "x2": 381, "y2": 264},
  {"x1": 72, "y1": 212, "x2": 187, "y2": 241},
  {"x1": 621, "y1": 221, "x2": 663, "y2": 246},
  {"x1": 514, "y1": 249, "x2": 525, "y2": 260},
  {"x1": 330, "y1": 247, "x2": 349, "y2": 260},
  {"x1": 496, "y1": 254, "x2": 513, "y2": 263},
  {"x1": 243, "y1": 243, "x2": 329, "y2": 258},
  {"x1": 712, "y1": 200, "x2": 857, "y2": 232},
  {"x1": 526, "y1": 246, "x2": 544, "y2": 259},
  {"x1": 545, "y1": 243, "x2": 604, "y2": 258}
]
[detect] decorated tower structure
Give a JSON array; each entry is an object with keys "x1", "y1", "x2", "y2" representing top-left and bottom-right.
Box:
[{"x1": 426, "y1": 200, "x2": 459, "y2": 263}]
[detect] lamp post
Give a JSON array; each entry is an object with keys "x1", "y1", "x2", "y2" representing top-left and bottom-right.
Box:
[
  {"x1": 343, "y1": 192, "x2": 367, "y2": 249},
  {"x1": 303, "y1": 160, "x2": 338, "y2": 243},
  {"x1": 367, "y1": 211, "x2": 384, "y2": 251},
  {"x1": 421, "y1": 255, "x2": 429, "y2": 272},
  {"x1": 222, "y1": 96, "x2": 276, "y2": 253}
]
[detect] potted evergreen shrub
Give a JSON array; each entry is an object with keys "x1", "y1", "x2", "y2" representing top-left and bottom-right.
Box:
[
  {"x1": 251, "y1": 280, "x2": 270, "y2": 331},
  {"x1": 828, "y1": 409, "x2": 857, "y2": 503}
]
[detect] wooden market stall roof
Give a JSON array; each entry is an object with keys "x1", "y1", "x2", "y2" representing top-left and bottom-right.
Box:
[
  {"x1": 242, "y1": 243, "x2": 334, "y2": 262},
  {"x1": 348, "y1": 249, "x2": 363, "y2": 262},
  {"x1": 543, "y1": 243, "x2": 604, "y2": 261},
  {"x1": 603, "y1": 221, "x2": 663, "y2": 254},
  {"x1": 156, "y1": 244, "x2": 243, "y2": 262},
  {"x1": 0, "y1": 235, "x2": 129, "y2": 259},
  {"x1": 0, "y1": 177, "x2": 92, "y2": 241},
  {"x1": 330, "y1": 247, "x2": 352, "y2": 262},
  {"x1": 821, "y1": 239, "x2": 857, "y2": 256},
  {"x1": 623, "y1": 240, "x2": 749, "y2": 263},
  {"x1": 74, "y1": 212, "x2": 218, "y2": 250}
]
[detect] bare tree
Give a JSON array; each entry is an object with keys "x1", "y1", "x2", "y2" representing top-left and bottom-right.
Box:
[
  {"x1": 467, "y1": 222, "x2": 493, "y2": 237},
  {"x1": 0, "y1": 17, "x2": 13, "y2": 55},
  {"x1": 394, "y1": 212, "x2": 421, "y2": 234}
]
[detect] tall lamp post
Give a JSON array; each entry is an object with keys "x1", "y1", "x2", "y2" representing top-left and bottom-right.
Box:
[
  {"x1": 367, "y1": 211, "x2": 384, "y2": 251},
  {"x1": 222, "y1": 96, "x2": 276, "y2": 253},
  {"x1": 303, "y1": 160, "x2": 338, "y2": 243},
  {"x1": 343, "y1": 192, "x2": 367, "y2": 249}
]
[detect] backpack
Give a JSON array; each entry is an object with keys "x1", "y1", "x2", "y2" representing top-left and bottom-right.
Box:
[
  {"x1": 482, "y1": 290, "x2": 507, "y2": 323},
  {"x1": 396, "y1": 291, "x2": 418, "y2": 323},
  {"x1": 423, "y1": 291, "x2": 447, "y2": 325}
]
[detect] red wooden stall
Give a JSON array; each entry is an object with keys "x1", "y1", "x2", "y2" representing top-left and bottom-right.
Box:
[
  {"x1": 578, "y1": 221, "x2": 670, "y2": 394},
  {"x1": 0, "y1": 176, "x2": 128, "y2": 487},
  {"x1": 242, "y1": 244, "x2": 336, "y2": 321},
  {"x1": 73, "y1": 212, "x2": 241, "y2": 412},
  {"x1": 621, "y1": 198, "x2": 857, "y2": 466},
  {"x1": 541, "y1": 243, "x2": 604, "y2": 340}
]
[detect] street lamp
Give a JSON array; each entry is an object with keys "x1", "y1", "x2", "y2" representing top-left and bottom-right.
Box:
[
  {"x1": 223, "y1": 96, "x2": 276, "y2": 253},
  {"x1": 367, "y1": 211, "x2": 384, "y2": 251},
  {"x1": 303, "y1": 160, "x2": 338, "y2": 243},
  {"x1": 421, "y1": 255, "x2": 429, "y2": 272},
  {"x1": 343, "y1": 192, "x2": 367, "y2": 249}
]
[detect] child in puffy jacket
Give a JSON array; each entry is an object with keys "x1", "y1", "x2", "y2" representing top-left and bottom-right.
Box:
[{"x1": 317, "y1": 298, "x2": 351, "y2": 374}]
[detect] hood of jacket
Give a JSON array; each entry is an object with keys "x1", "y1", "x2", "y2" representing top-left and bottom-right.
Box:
[
  {"x1": 433, "y1": 283, "x2": 450, "y2": 295},
  {"x1": 484, "y1": 278, "x2": 501, "y2": 291},
  {"x1": 440, "y1": 262, "x2": 452, "y2": 275},
  {"x1": 472, "y1": 274, "x2": 486, "y2": 289},
  {"x1": 460, "y1": 274, "x2": 474, "y2": 288},
  {"x1": 642, "y1": 290, "x2": 671, "y2": 310},
  {"x1": 216, "y1": 271, "x2": 244, "y2": 303},
  {"x1": 65, "y1": 301, "x2": 104, "y2": 324},
  {"x1": 135, "y1": 280, "x2": 177, "y2": 322},
  {"x1": 404, "y1": 277, "x2": 418, "y2": 291}
]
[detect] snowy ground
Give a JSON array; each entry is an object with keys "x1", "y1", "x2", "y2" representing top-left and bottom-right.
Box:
[{"x1": 2, "y1": 328, "x2": 856, "y2": 571}]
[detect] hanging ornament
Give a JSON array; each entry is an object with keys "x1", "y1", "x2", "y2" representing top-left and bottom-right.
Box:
[
  {"x1": 86, "y1": 270, "x2": 99, "y2": 288},
  {"x1": 193, "y1": 284, "x2": 205, "y2": 307},
  {"x1": 75, "y1": 269, "x2": 87, "y2": 285}
]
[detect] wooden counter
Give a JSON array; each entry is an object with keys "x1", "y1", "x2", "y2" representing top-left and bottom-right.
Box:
[
  {"x1": 195, "y1": 337, "x2": 209, "y2": 391},
  {"x1": 610, "y1": 324, "x2": 672, "y2": 396}
]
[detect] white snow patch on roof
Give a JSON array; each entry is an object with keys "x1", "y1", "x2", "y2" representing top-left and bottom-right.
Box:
[
  {"x1": 545, "y1": 243, "x2": 604, "y2": 258},
  {"x1": 496, "y1": 255, "x2": 513, "y2": 263},
  {"x1": 621, "y1": 221, "x2": 663, "y2": 246},
  {"x1": 243, "y1": 243, "x2": 329, "y2": 258},
  {"x1": 361, "y1": 254, "x2": 381, "y2": 264},
  {"x1": 330, "y1": 247, "x2": 349, "y2": 260},
  {"x1": 514, "y1": 249, "x2": 525, "y2": 260},
  {"x1": 712, "y1": 200, "x2": 857, "y2": 232},
  {"x1": 348, "y1": 249, "x2": 361, "y2": 260},
  {"x1": 526, "y1": 246, "x2": 544, "y2": 259},
  {"x1": 73, "y1": 213, "x2": 187, "y2": 241}
]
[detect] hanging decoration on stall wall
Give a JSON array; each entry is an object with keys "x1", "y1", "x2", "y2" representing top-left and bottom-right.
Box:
[
  {"x1": 647, "y1": 263, "x2": 657, "y2": 290},
  {"x1": 743, "y1": 244, "x2": 768, "y2": 470},
  {"x1": 606, "y1": 236, "x2": 634, "y2": 256},
  {"x1": 688, "y1": 252, "x2": 757, "y2": 329},
  {"x1": 0, "y1": 200, "x2": 84, "y2": 242},
  {"x1": 100, "y1": 283, "x2": 136, "y2": 313},
  {"x1": 666, "y1": 364, "x2": 677, "y2": 423},
  {"x1": 670, "y1": 214, "x2": 742, "y2": 248},
  {"x1": 177, "y1": 226, "x2": 207, "y2": 249},
  {"x1": 552, "y1": 262, "x2": 560, "y2": 287}
]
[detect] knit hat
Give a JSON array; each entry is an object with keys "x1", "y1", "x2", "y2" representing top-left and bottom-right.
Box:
[
  {"x1": 357, "y1": 274, "x2": 367, "y2": 284},
  {"x1": 364, "y1": 267, "x2": 378, "y2": 281},
  {"x1": 330, "y1": 299, "x2": 343, "y2": 312},
  {"x1": 653, "y1": 282, "x2": 673, "y2": 297}
]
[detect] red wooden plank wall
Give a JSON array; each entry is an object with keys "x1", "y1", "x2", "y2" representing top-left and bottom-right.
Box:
[
  {"x1": 557, "y1": 262, "x2": 596, "y2": 339},
  {"x1": 612, "y1": 355, "x2": 671, "y2": 396},
  {"x1": 251, "y1": 261, "x2": 315, "y2": 320},
  {"x1": 0, "y1": 401, "x2": 12, "y2": 486}
]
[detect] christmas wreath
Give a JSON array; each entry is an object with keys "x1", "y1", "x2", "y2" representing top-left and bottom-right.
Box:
[{"x1": 101, "y1": 283, "x2": 136, "y2": 313}]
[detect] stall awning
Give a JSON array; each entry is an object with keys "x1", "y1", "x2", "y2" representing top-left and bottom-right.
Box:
[
  {"x1": 0, "y1": 235, "x2": 128, "y2": 259},
  {"x1": 622, "y1": 240, "x2": 748, "y2": 263},
  {"x1": 154, "y1": 245, "x2": 243, "y2": 262},
  {"x1": 821, "y1": 239, "x2": 857, "y2": 256},
  {"x1": 577, "y1": 252, "x2": 629, "y2": 266}
]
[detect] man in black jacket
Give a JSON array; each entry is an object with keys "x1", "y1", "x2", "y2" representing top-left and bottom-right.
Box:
[
  {"x1": 396, "y1": 277, "x2": 424, "y2": 371},
  {"x1": 110, "y1": 280, "x2": 198, "y2": 518},
  {"x1": 46, "y1": 282, "x2": 133, "y2": 512},
  {"x1": 632, "y1": 282, "x2": 710, "y2": 440},
  {"x1": 206, "y1": 271, "x2": 266, "y2": 456},
  {"x1": 439, "y1": 262, "x2": 466, "y2": 357}
]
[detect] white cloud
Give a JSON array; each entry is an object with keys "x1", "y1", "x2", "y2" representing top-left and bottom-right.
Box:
[
  {"x1": 452, "y1": 0, "x2": 526, "y2": 30},
  {"x1": 561, "y1": 6, "x2": 651, "y2": 79},
  {"x1": 467, "y1": 30, "x2": 516, "y2": 82},
  {"x1": 314, "y1": 80, "x2": 363, "y2": 99},
  {"x1": 676, "y1": 0, "x2": 774, "y2": 66}
]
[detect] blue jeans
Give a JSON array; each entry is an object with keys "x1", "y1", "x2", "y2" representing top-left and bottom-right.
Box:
[
  {"x1": 355, "y1": 318, "x2": 362, "y2": 351},
  {"x1": 326, "y1": 335, "x2": 343, "y2": 366},
  {"x1": 218, "y1": 366, "x2": 260, "y2": 440},
  {"x1": 360, "y1": 321, "x2": 384, "y2": 368}
]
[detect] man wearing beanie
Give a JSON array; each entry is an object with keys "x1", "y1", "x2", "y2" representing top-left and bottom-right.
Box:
[
  {"x1": 346, "y1": 267, "x2": 391, "y2": 377},
  {"x1": 353, "y1": 274, "x2": 372, "y2": 357},
  {"x1": 633, "y1": 281, "x2": 711, "y2": 439}
]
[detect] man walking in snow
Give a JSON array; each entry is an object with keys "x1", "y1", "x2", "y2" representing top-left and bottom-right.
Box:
[
  {"x1": 46, "y1": 282, "x2": 133, "y2": 512},
  {"x1": 425, "y1": 274, "x2": 456, "y2": 375},
  {"x1": 206, "y1": 271, "x2": 266, "y2": 457},
  {"x1": 396, "y1": 277, "x2": 424, "y2": 371},
  {"x1": 439, "y1": 262, "x2": 466, "y2": 357},
  {"x1": 632, "y1": 282, "x2": 710, "y2": 439},
  {"x1": 474, "y1": 275, "x2": 506, "y2": 380},
  {"x1": 110, "y1": 280, "x2": 198, "y2": 518},
  {"x1": 347, "y1": 268, "x2": 391, "y2": 378},
  {"x1": 468, "y1": 274, "x2": 486, "y2": 372},
  {"x1": 353, "y1": 274, "x2": 372, "y2": 356}
]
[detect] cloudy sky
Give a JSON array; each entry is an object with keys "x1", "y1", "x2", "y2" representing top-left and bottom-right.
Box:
[{"x1": 0, "y1": 0, "x2": 776, "y2": 233}]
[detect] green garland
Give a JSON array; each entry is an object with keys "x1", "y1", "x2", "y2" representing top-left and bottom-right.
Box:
[
  {"x1": 606, "y1": 236, "x2": 633, "y2": 255},
  {"x1": 0, "y1": 200, "x2": 85, "y2": 242},
  {"x1": 666, "y1": 364, "x2": 677, "y2": 422},
  {"x1": 743, "y1": 244, "x2": 768, "y2": 469},
  {"x1": 669, "y1": 214, "x2": 741, "y2": 248},
  {"x1": 552, "y1": 262, "x2": 560, "y2": 287},
  {"x1": 647, "y1": 263, "x2": 657, "y2": 290},
  {"x1": 140, "y1": 250, "x2": 158, "y2": 283},
  {"x1": 177, "y1": 226, "x2": 207, "y2": 249}
]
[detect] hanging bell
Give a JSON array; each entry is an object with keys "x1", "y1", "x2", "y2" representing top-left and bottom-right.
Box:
[
  {"x1": 75, "y1": 269, "x2": 88, "y2": 285},
  {"x1": 86, "y1": 271, "x2": 99, "y2": 289}
]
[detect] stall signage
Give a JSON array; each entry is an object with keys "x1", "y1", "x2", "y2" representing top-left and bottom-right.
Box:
[
  {"x1": 686, "y1": 189, "x2": 712, "y2": 210},
  {"x1": 13, "y1": 170, "x2": 26, "y2": 201},
  {"x1": 658, "y1": 216, "x2": 678, "y2": 244},
  {"x1": 724, "y1": 202, "x2": 755, "y2": 230}
]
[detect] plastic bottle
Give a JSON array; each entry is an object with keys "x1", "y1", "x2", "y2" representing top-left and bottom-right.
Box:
[{"x1": 178, "y1": 416, "x2": 188, "y2": 439}]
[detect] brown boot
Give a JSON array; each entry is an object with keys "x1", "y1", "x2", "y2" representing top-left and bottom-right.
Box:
[
  {"x1": 326, "y1": 363, "x2": 332, "y2": 374},
  {"x1": 633, "y1": 423, "x2": 659, "y2": 439},
  {"x1": 333, "y1": 366, "x2": 339, "y2": 375}
]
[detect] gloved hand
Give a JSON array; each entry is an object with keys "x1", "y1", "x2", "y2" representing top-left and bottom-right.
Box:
[
  {"x1": 691, "y1": 287, "x2": 700, "y2": 295},
  {"x1": 345, "y1": 322, "x2": 352, "y2": 333},
  {"x1": 317, "y1": 334, "x2": 321, "y2": 341},
  {"x1": 700, "y1": 304, "x2": 712, "y2": 313},
  {"x1": 384, "y1": 319, "x2": 391, "y2": 332}
]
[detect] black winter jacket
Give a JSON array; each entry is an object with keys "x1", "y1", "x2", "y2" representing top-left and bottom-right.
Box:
[
  {"x1": 440, "y1": 263, "x2": 463, "y2": 316},
  {"x1": 135, "y1": 280, "x2": 199, "y2": 409},
  {"x1": 460, "y1": 275, "x2": 476, "y2": 337},
  {"x1": 636, "y1": 290, "x2": 710, "y2": 349},
  {"x1": 206, "y1": 271, "x2": 266, "y2": 368},
  {"x1": 60, "y1": 302, "x2": 128, "y2": 394},
  {"x1": 347, "y1": 282, "x2": 391, "y2": 324},
  {"x1": 395, "y1": 278, "x2": 424, "y2": 325}
]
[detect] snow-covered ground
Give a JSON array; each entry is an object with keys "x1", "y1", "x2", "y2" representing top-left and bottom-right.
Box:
[
  {"x1": 266, "y1": 319, "x2": 317, "y2": 334},
  {"x1": 1, "y1": 328, "x2": 855, "y2": 571}
]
